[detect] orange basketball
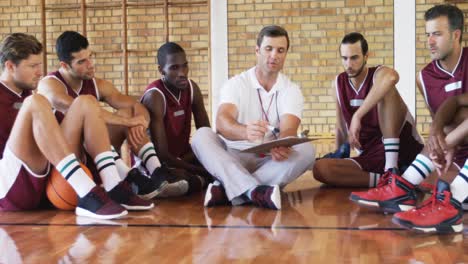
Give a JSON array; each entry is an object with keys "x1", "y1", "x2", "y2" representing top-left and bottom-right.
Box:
[{"x1": 46, "y1": 164, "x2": 93, "y2": 210}]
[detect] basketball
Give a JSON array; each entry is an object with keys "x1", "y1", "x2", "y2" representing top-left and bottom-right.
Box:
[{"x1": 46, "y1": 164, "x2": 93, "y2": 210}]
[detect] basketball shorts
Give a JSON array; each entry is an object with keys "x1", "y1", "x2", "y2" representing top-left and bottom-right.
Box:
[
  {"x1": 0, "y1": 145, "x2": 50, "y2": 211},
  {"x1": 348, "y1": 122, "x2": 423, "y2": 174}
]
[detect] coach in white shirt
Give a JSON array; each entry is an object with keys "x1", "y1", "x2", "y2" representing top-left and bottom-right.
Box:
[{"x1": 191, "y1": 25, "x2": 315, "y2": 210}]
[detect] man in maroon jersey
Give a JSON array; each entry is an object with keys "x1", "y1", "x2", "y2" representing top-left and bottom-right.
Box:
[
  {"x1": 313, "y1": 32, "x2": 423, "y2": 188},
  {"x1": 141, "y1": 42, "x2": 212, "y2": 195},
  {"x1": 37, "y1": 31, "x2": 169, "y2": 201},
  {"x1": 0, "y1": 33, "x2": 128, "y2": 219},
  {"x1": 351, "y1": 4, "x2": 467, "y2": 234}
]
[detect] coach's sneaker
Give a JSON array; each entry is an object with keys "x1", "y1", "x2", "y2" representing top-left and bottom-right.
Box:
[
  {"x1": 108, "y1": 181, "x2": 154, "y2": 210},
  {"x1": 250, "y1": 185, "x2": 281, "y2": 210},
  {"x1": 204, "y1": 181, "x2": 230, "y2": 207},
  {"x1": 349, "y1": 169, "x2": 417, "y2": 213},
  {"x1": 76, "y1": 186, "x2": 128, "y2": 219},
  {"x1": 392, "y1": 180, "x2": 463, "y2": 234},
  {"x1": 126, "y1": 168, "x2": 168, "y2": 200}
]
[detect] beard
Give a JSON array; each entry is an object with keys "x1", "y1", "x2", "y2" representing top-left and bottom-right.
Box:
[
  {"x1": 14, "y1": 79, "x2": 36, "y2": 91},
  {"x1": 347, "y1": 60, "x2": 367, "y2": 78}
]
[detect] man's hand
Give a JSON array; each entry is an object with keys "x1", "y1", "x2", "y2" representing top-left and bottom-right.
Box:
[
  {"x1": 127, "y1": 115, "x2": 149, "y2": 129},
  {"x1": 348, "y1": 115, "x2": 362, "y2": 150},
  {"x1": 270, "y1": 146, "x2": 291, "y2": 161},
  {"x1": 246, "y1": 120, "x2": 268, "y2": 143},
  {"x1": 427, "y1": 126, "x2": 447, "y2": 159},
  {"x1": 430, "y1": 147, "x2": 455, "y2": 176},
  {"x1": 127, "y1": 125, "x2": 146, "y2": 150}
]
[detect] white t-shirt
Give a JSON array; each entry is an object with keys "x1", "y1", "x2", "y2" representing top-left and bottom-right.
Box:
[{"x1": 218, "y1": 67, "x2": 304, "y2": 150}]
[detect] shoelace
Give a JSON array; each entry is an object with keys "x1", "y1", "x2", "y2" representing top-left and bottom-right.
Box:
[
  {"x1": 414, "y1": 189, "x2": 450, "y2": 215},
  {"x1": 376, "y1": 171, "x2": 393, "y2": 188}
]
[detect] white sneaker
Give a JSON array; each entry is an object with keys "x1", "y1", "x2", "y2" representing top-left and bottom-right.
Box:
[{"x1": 157, "y1": 180, "x2": 189, "y2": 197}]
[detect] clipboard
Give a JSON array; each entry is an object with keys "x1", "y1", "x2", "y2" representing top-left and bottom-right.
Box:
[{"x1": 241, "y1": 137, "x2": 314, "y2": 154}]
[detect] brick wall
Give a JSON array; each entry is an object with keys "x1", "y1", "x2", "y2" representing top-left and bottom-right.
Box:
[
  {"x1": 0, "y1": 0, "x2": 210, "y2": 114},
  {"x1": 227, "y1": 0, "x2": 395, "y2": 137},
  {"x1": 0, "y1": 1, "x2": 466, "y2": 137}
]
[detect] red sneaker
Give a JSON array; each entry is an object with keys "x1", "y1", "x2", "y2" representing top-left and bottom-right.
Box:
[
  {"x1": 108, "y1": 181, "x2": 154, "y2": 211},
  {"x1": 349, "y1": 169, "x2": 417, "y2": 213},
  {"x1": 392, "y1": 180, "x2": 463, "y2": 234}
]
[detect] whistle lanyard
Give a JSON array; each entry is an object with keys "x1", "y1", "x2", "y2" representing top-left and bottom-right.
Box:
[{"x1": 257, "y1": 89, "x2": 275, "y2": 122}]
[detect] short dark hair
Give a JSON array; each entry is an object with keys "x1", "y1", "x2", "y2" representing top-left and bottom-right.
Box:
[
  {"x1": 157, "y1": 42, "x2": 185, "y2": 66},
  {"x1": 56, "y1": 31, "x2": 89, "y2": 64},
  {"x1": 0, "y1": 33, "x2": 42, "y2": 71},
  {"x1": 425, "y1": 4, "x2": 464, "y2": 43},
  {"x1": 256, "y1": 25, "x2": 290, "y2": 50},
  {"x1": 340, "y1": 32, "x2": 368, "y2": 55}
]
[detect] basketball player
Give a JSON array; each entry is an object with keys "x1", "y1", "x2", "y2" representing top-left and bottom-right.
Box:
[
  {"x1": 0, "y1": 33, "x2": 131, "y2": 219},
  {"x1": 141, "y1": 42, "x2": 212, "y2": 195},
  {"x1": 351, "y1": 4, "x2": 468, "y2": 233},
  {"x1": 38, "y1": 31, "x2": 169, "y2": 200},
  {"x1": 313, "y1": 32, "x2": 423, "y2": 187}
]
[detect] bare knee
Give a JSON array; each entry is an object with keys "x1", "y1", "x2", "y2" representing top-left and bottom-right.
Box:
[
  {"x1": 23, "y1": 94, "x2": 52, "y2": 112},
  {"x1": 71, "y1": 95, "x2": 99, "y2": 112},
  {"x1": 313, "y1": 159, "x2": 333, "y2": 184}
]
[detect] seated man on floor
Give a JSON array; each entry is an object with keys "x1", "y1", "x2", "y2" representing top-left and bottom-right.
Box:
[
  {"x1": 141, "y1": 42, "x2": 212, "y2": 196},
  {"x1": 392, "y1": 93, "x2": 468, "y2": 233},
  {"x1": 313, "y1": 32, "x2": 423, "y2": 188},
  {"x1": 191, "y1": 25, "x2": 315, "y2": 210},
  {"x1": 350, "y1": 5, "x2": 467, "y2": 233},
  {"x1": 0, "y1": 33, "x2": 138, "y2": 219},
  {"x1": 38, "y1": 31, "x2": 170, "y2": 200}
]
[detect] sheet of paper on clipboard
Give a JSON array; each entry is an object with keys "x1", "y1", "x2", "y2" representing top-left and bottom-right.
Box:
[{"x1": 241, "y1": 136, "x2": 314, "y2": 154}]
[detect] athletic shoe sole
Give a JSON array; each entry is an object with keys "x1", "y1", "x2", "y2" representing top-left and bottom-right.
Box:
[
  {"x1": 75, "y1": 207, "x2": 128, "y2": 220},
  {"x1": 391, "y1": 216, "x2": 463, "y2": 234},
  {"x1": 138, "y1": 181, "x2": 169, "y2": 200}
]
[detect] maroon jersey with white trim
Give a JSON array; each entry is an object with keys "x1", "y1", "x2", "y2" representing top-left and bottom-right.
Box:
[
  {"x1": 336, "y1": 66, "x2": 381, "y2": 149},
  {"x1": 46, "y1": 71, "x2": 100, "y2": 122},
  {"x1": 420, "y1": 47, "x2": 468, "y2": 163},
  {"x1": 142, "y1": 79, "x2": 193, "y2": 158},
  {"x1": 0, "y1": 82, "x2": 32, "y2": 159},
  {"x1": 420, "y1": 47, "x2": 468, "y2": 114}
]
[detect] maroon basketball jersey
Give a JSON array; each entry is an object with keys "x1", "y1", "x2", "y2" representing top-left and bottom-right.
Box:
[
  {"x1": 142, "y1": 79, "x2": 193, "y2": 158},
  {"x1": 335, "y1": 66, "x2": 381, "y2": 149},
  {"x1": 0, "y1": 81, "x2": 32, "y2": 159},
  {"x1": 420, "y1": 47, "x2": 468, "y2": 114},
  {"x1": 45, "y1": 71, "x2": 100, "y2": 122},
  {"x1": 420, "y1": 47, "x2": 468, "y2": 164}
]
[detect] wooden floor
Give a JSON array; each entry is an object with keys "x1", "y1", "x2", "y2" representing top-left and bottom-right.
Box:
[{"x1": 1, "y1": 141, "x2": 467, "y2": 263}]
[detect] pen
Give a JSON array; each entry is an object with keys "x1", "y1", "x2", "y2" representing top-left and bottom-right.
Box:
[{"x1": 267, "y1": 125, "x2": 279, "y2": 139}]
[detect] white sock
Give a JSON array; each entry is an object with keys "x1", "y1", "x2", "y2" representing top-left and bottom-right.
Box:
[
  {"x1": 55, "y1": 154, "x2": 95, "y2": 198},
  {"x1": 450, "y1": 160, "x2": 468, "y2": 203},
  {"x1": 138, "y1": 142, "x2": 161, "y2": 175},
  {"x1": 94, "y1": 151, "x2": 121, "y2": 191},
  {"x1": 110, "y1": 146, "x2": 130, "y2": 180},
  {"x1": 383, "y1": 138, "x2": 399, "y2": 171},
  {"x1": 402, "y1": 154, "x2": 434, "y2": 185},
  {"x1": 368, "y1": 172, "x2": 382, "y2": 188}
]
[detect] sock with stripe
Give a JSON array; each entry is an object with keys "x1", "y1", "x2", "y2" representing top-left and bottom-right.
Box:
[
  {"x1": 94, "y1": 151, "x2": 122, "y2": 191},
  {"x1": 138, "y1": 142, "x2": 161, "y2": 175},
  {"x1": 450, "y1": 160, "x2": 468, "y2": 203},
  {"x1": 55, "y1": 154, "x2": 95, "y2": 198},
  {"x1": 402, "y1": 154, "x2": 435, "y2": 186},
  {"x1": 110, "y1": 146, "x2": 131, "y2": 180},
  {"x1": 383, "y1": 138, "x2": 399, "y2": 171},
  {"x1": 368, "y1": 172, "x2": 382, "y2": 188}
]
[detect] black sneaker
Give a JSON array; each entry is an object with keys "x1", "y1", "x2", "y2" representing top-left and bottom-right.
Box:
[
  {"x1": 250, "y1": 185, "x2": 281, "y2": 210},
  {"x1": 126, "y1": 168, "x2": 168, "y2": 200},
  {"x1": 150, "y1": 165, "x2": 171, "y2": 185},
  {"x1": 463, "y1": 197, "x2": 467, "y2": 211},
  {"x1": 76, "y1": 186, "x2": 128, "y2": 219},
  {"x1": 108, "y1": 181, "x2": 154, "y2": 210}
]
